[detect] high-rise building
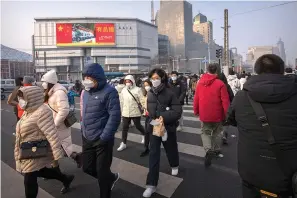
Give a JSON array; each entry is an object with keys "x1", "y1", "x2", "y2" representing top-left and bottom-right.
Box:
[
  {"x1": 193, "y1": 13, "x2": 213, "y2": 44},
  {"x1": 158, "y1": 0, "x2": 193, "y2": 71},
  {"x1": 193, "y1": 13, "x2": 207, "y2": 24},
  {"x1": 277, "y1": 38, "x2": 286, "y2": 63}
]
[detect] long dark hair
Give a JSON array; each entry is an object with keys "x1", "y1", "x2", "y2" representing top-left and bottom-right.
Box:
[
  {"x1": 148, "y1": 68, "x2": 169, "y2": 87},
  {"x1": 15, "y1": 77, "x2": 23, "y2": 87},
  {"x1": 44, "y1": 83, "x2": 55, "y2": 103}
]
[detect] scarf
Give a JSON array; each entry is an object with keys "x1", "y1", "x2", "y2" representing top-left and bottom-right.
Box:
[{"x1": 152, "y1": 83, "x2": 165, "y2": 95}]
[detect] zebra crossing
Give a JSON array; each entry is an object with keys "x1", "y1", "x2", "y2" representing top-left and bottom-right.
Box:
[{"x1": 71, "y1": 102, "x2": 204, "y2": 197}]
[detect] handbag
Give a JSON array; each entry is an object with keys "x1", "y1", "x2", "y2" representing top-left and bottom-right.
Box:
[
  {"x1": 48, "y1": 104, "x2": 77, "y2": 128},
  {"x1": 19, "y1": 140, "x2": 50, "y2": 160},
  {"x1": 247, "y1": 92, "x2": 297, "y2": 197},
  {"x1": 127, "y1": 89, "x2": 144, "y2": 114}
]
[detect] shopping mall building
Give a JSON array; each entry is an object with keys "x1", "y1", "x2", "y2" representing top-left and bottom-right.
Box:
[{"x1": 33, "y1": 17, "x2": 158, "y2": 81}]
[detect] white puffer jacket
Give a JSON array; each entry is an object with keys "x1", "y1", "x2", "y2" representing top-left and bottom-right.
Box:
[
  {"x1": 47, "y1": 83, "x2": 74, "y2": 157},
  {"x1": 120, "y1": 75, "x2": 144, "y2": 118},
  {"x1": 227, "y1": 75, "x2": 241, "y2": 95}
]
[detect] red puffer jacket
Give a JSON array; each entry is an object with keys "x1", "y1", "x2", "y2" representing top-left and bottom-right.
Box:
[{"x1": 193, "y1": 74, "x2": 230, "y2": 122}]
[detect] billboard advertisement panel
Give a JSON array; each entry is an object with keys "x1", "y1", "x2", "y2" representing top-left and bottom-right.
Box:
[{"x1": 56, "y1": 23, "x2": 115, "y2": 46}]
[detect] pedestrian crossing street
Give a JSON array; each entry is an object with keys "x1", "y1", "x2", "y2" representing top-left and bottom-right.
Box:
[{"x1": 71, "y1": 102, "x2": 204, "y2": 198}]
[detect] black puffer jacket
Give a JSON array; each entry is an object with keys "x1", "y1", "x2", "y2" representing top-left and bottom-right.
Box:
[
  {"x1": 227, "y1": 74, "x2": 297, "y2": 193},
  {"x1": 169, "y1": 79, "x2": 186, "y2": 105},
  {"x1": 147, "y1": 85, "x2": 182, "y2": 133}
]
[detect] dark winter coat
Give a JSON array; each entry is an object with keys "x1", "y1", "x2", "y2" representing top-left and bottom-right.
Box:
[
  {"x1": 81, "y1": 63, "x2": 121, "y2": 142},
  {"x1": 168, "y1": 79, "x2": 186, "y2": 105},
  {"x1": 147, "y1": 86, "x2": 182, "y2": 133},
  {"x1": 227, "y1": 74, "x2": 297, "y2": 193}
]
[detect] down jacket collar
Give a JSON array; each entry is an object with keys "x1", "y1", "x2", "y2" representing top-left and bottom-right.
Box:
[
  {"x1": 18, "y1": 86, "x2": 44, "y2": 113},
  {"x1": 48, "y1": 83, "x2": 67, "y2": 96}
]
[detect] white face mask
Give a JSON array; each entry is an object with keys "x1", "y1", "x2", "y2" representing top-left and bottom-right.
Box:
[
  {"x1": 82, "y1": 79, "x2": 95, "y2": 91},
  {"x1": 18, "y1": 98, "x2": 27, "y2": 110},
  {"x1": 42, "y1": 82, "x2": 48, "y2": 90},
  {"x1": 126, "y1": 83, "x2": 132, "y2": 88},
  {"x1": 145, "y1": 86, "x2": 151, "y2": 92},
  {"x1": 171, "y1": 76, "x2": 177, "y2": 81},
  {"x1": 152, "y1": 79, "x2": 161, "y2": 88}
]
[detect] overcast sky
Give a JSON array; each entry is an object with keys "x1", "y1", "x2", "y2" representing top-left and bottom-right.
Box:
[{"x1": 1, "y1": 1, "x2": 297, "y2": 65}]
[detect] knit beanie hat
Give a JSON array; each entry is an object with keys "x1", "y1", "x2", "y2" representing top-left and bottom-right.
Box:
[{"x1": 41, "y1": 70, "x2": 58, "y2": 84}]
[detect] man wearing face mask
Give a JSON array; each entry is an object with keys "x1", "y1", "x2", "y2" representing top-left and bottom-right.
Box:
[
  {"x1": 117, "y1": 74, "x2": 146, "y2": 152},
  {"x1": 80, "y1": 63, "x2": 121, "y2": 198},
  {"x1": 169, "y1": 71, "x2": 186, "y2": 131}
]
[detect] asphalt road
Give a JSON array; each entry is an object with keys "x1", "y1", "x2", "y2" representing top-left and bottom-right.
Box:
[{"x1": 1, "y1": 99, "x2": 242, "y2": 198}]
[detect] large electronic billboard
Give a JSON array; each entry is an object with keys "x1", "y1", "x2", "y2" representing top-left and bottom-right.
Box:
[{"x1": 56, "y1": 23, "x2": 115, "y2": 46}]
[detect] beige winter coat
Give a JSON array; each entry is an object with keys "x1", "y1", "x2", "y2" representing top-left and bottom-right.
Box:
[
  {"x1": 47, "y1": 83, "x2": 73, "y2": 157},
  {"x1": 120, "y1": 75, "x2": 144, "y2": 118},
  {"x1": 15, "y1": 86, "x2": 63, "y2": 173}
]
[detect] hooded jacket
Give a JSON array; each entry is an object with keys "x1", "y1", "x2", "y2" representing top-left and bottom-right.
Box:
[
  {"x1": 81, "y1": 63, "x2": 121, "y2": 142},
  {"x1": 14, "y1": 86, "x2": 63, "y2": 173},
  {"x1": 120, "y1": 75, "x2": 144, "y2": 117},
  {"x1": 227, "y1": 74, "x2": 297, "y2": 193},
  {"x1": 193, "y1": 73, "x2": 230, "y2": 122},
  {"x1": 227, "y1": 74, "x2": 241, "y2": 95},
  {"x1": 47, "y1": 83, "x2": 75, "y2": 157}
]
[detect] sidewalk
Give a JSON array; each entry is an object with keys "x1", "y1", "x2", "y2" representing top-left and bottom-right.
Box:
[{"x1": 1, "y1": 161, "x2": 54, "y2": 198}]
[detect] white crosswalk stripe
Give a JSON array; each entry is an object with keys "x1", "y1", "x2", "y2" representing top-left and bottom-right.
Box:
[{"x1": 71, "y1": 100, "x2": 202, "y2": 197}]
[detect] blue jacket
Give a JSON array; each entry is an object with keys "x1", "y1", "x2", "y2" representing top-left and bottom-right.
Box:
[
  {"x1": 67, "y1": 90, "x2": 79, "y2": 105},
  {"x1": 81, "y1": 63, "x2": 121, "y2": 142}
]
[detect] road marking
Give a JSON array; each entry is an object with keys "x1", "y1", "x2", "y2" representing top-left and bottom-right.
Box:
[
  {"x1": 183, "y1": 109, "x2": 193, "y2": 113},
  {"x1": 1, "y1": 161, "x2": 54, "y2": 198},
  {"x1": 72, "y1": 124, "x2": 205, "y2": 157},
  {"x1": 72, "y1": 144, "x2": 183, "y2": 198}
]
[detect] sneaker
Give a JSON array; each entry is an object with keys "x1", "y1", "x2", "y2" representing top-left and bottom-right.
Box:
[
  {"x1": 177, "y1": 126, "x2": 182, "y2": 132},
  {"x1": 143, "y1": 186, "x2": 156, "y2": 198},
  {"x1": 171, "y1": 167, "x2": 179, "y2": 176},
  {"x1": 117, "y1": 142, "x2": 127, "y2": 152},
  {"x1": 111, "y1": 173, "x2": 120, "y2": 190},
  {"x1": 204, "y1": 150, "x2": 215, "y2": 168},
  {"x1": 141, "y1": 136, "x2": 145, "y2": 144}
]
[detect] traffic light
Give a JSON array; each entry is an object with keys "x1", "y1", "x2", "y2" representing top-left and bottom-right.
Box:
[
  {"x1": 232, "y1": 59, "x2": 235, "y2": 67},
  {"x1": 216, "y1": 49, "x2": 222, "y2": 58}
]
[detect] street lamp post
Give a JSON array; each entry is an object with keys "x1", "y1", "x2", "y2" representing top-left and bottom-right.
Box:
[{"x1": 128, "y1": 48, "x2": 135, "y2": 74}]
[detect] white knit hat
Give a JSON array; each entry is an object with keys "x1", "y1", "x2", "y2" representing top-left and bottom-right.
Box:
[{"x1": 41, "y1": 70, "x2": 58, "y2": 84}]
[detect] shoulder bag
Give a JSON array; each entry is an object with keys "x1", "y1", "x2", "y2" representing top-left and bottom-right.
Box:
[
  {"x1": 48, "y1": 104, "x2": 77, "y2": 128},
  {"x1": 127, "y1": 89, "x2": 144, "y2": 114},
  {"x1": 18, "y1": 120, "x2": 50, "y2": 160},
  {"x1": 246, "y1": 92, "x2": 297, "y2": 197}
]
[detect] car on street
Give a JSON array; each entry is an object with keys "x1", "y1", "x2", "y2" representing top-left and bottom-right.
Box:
[{"x1": 1, "y1": 79, "x2": 16, "y2": 93}]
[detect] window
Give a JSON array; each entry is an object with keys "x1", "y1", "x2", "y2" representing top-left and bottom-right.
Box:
[
  {"x1": 1, "y1": 81, "x2": 5, "y2": 84},
  {"x1": 6, "y1": 80, "x2": 15, "y2": 85}
]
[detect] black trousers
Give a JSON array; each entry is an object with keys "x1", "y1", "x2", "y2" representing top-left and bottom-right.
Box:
[
  {"x1": 146, "y1": 130, "x2": 179, "y2": 186},
  {"x1": 82, "y1": 137, "x2": 115, "y2": 198},
  {"x1": 122, "y1": 117, "x2": 145, "y2": 144},
  {"x1": 185, "y1": 94, "x2": 189, "y2": 104},
  {"x1": 144, "y1": 116, "x2": 151, "y2": 149},
  {"x1": 242, "y1": 180, "x2": 292, "y2": 198},
  {"x1": 24, "y1": 167, "x2": 66, "y2": 198}
]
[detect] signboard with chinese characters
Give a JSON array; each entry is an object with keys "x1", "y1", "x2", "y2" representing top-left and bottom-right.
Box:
[{"x1": 56, "y1": 23, "x2": 115, "y2": 46}]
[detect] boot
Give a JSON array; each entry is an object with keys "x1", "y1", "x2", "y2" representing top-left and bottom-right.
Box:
[
  {"x1": 70, "y1": 152, "x2": 82, "y2": 168},
  {"x1": 52, "y1": 166, "x2": 75, "y2": 194},
  {"x1": 140, "y1": 148, "x2": 149, "y2": 157}
]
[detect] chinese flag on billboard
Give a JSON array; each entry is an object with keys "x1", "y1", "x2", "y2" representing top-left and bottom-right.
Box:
[
  {"x1": 56, "y1": 23, "x2": 72, "y2": 44},
  {"x1": 94, "y1": 23, "x2": 115, "y2": 44}
]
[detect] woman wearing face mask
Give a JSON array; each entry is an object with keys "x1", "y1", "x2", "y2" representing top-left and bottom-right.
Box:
[
  {"x1": 117, "y1": 75, "x2": 146, "y2": 152},
  {"x1": 15, "y1": 86, "x2": 73, "y2": 198},
  {"x1": 41, "y1": 70, "x2": 78, "y2": 192},
  {"x1": 143, "y1": 69, "x2": 182, "y2": 198},
  {"x1": 140, "y1": 79, "x2": 153, "y2": 157}
]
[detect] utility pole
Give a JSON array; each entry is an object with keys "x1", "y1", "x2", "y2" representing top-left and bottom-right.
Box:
[
  {"x1": 221, "y1": 9, "x2": 231, "y2": 76},
  {"x1": 44, "y1": 51, "x2": 47, "y2": 73},
  {"x1": 32, "y1": 35, "x2": 36, "y2": 77},
  {"x1": 151, "y1": 0, "x2": 155, "y2": 25}
]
